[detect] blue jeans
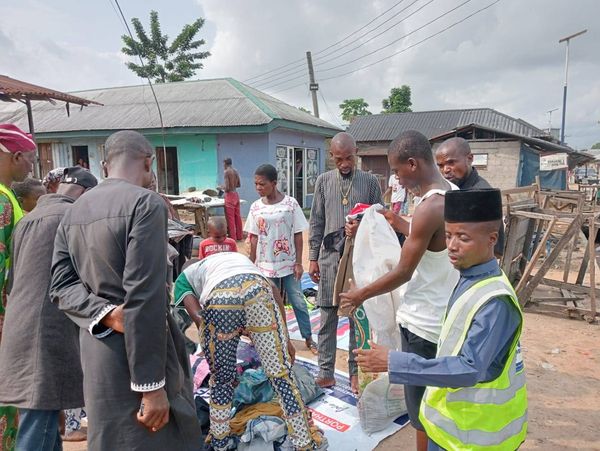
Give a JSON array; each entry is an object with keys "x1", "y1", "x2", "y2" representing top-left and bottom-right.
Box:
[
  {"x1": 269, "y1": 274, "x2": 313, "y2": 340},
  {"x1": 16, "y1": 409, "x2": 61, "y2": 451}
]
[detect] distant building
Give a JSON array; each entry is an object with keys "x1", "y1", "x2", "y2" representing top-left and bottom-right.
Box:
[
  {"x1": 0, "y1": 78, "x2": 340, "y2": 212},
  {"x1": 347, "y1": 108, "x2": 591, "y2": 191}
]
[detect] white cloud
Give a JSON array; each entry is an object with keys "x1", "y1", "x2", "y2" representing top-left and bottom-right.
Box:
[{"x1": 1, "y1": 0, "x2": 598, "y2": 148}]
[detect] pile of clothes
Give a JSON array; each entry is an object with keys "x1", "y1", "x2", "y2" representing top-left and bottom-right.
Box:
[{"x1": 191, "y1": 340, "x2": 324, "y2": 450}]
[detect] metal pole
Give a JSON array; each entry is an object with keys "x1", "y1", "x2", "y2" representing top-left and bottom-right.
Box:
[
  {"x1": 306, "y1": 51, "x2": 320, "y2": 118},
  {"x1": 162, "y1": 142, "x2": 169, "y2": 195},
  {"x1": 560, "y1": 41, "x2": 569, "y2": 145},
  {"x1": 558, "y1": 29, "x2": 587, "y2": 145},
  {"x1": 25, "y1": 98, "x2": 41, "y2": 178},
  {"x1": 547, "y1": 107, "x2": 558, "y2": 134}
]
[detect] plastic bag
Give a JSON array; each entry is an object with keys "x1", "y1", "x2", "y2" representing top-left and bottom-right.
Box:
[
  {"x1": 352, "y1": 204, "x2": 403, "y2": 349},
  {"x1": 357, "y1": 374, "x2": 407, "y2": 433}
]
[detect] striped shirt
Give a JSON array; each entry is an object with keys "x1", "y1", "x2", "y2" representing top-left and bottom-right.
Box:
[{"x1": 309, "y1": 169, "x2": 383, "y2": 305}]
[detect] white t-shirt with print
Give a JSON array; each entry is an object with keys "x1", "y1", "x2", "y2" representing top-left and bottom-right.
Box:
[
  {"x1": 388, "y1": 175, "x2": 406, "y2": 203},
  {"x1": 244, "y1": 195, "x2": 309, "y2": 278}
]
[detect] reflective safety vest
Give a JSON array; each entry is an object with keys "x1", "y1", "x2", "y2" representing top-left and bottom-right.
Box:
[
  {"x1": 0, "y1": 183, "x2": 24, "y2": 273},
  {"x1": 419, "y1": 273, "x2": 527, "y2": 451}
]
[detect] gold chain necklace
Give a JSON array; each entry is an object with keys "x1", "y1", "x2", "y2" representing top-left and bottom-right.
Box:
[{"x1": 337, "y1": 169, "x2": 354, "y2": 206}]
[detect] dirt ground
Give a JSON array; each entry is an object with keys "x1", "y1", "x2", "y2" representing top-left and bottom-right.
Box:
[
  {"x1": 64, "y1": 313, "x2": 600, "y2": 451},
  {"x1": 64, "y1": 230, "x2": 600, "y2": 451}
]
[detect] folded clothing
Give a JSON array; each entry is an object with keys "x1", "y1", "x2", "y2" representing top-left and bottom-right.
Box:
[
  {"x1": 230, "y1": 402, "x2": 283, "y2": 435},
  {"x1": 233, "y1": 368, "x2": 275, "y2": 411}
]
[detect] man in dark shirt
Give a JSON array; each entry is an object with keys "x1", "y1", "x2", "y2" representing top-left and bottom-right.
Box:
[
  {"x1": 50, "y1": 131, "x2": 201, "y2": 450},
  {"x1": 435, "y1": 137, "x2": 505, "y2": 256},
  {"x1": 0, "y1": 167, "x2": 97, "y2": 451}
]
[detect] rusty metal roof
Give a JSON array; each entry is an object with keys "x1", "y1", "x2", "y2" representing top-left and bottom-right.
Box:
[
  {"x1": 431, "y1": 123, "x2": 594, "y2": 166},
  {"x1": 347, "y1": 108, "x2": 550, "y2": 142},
  {"x1": 0, "y1": 75, "x2": 102, "y2": 106}
]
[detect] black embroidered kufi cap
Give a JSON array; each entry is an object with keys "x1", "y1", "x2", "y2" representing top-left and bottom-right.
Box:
[{"x1": 445, "y1": 188, "x2": 502, "y2": 223}]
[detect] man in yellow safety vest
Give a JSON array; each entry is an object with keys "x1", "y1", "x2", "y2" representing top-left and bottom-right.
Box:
[
  {"x1": 0, "y1": 123, "x2": 37, "y2": 450},
  {"x1": 355, "y1": 188, "x2": 527, "y2": 450}
]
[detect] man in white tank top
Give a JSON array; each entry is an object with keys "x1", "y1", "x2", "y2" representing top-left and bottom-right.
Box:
[{"x1": 340, "y1": 130, "x2": 458, "y2": 451}]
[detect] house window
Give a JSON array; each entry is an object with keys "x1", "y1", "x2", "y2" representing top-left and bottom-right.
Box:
[
  {"x1": 156, "y1": 146, "x2": 179, "y2": 195},
  {"x1": 473, "y1": 153, "x2": 488, "y2": 169},
  {"x1": 72, "y1": 145, "x2": 90, "y2": 169}
]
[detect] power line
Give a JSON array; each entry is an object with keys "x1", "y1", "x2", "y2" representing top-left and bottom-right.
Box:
[
  {"x1": 243, "y1": 0, "x2": 410, "y2": 84},
  {"x1": 254, "y1": 71, "x2": 308, "y2": 92},
  {"x1": 106, "y1": 0, "x2": 129, "y2": 30},
  {"x1": 319, "y1": 90, "x2": 345, "y2": 129},
  {"x1": 253, "y1": 0, "x2": 432, "y2": 90},
  {"x1": 249, "y1": 0, "x2": 417, "y2": 87},
  {"x1": 258, "y1": 0, "x2": 469, "y2": 92},
  {"x1": 313, "y1": 0, "x2": 409, "y2": 57},
  {"x1": 312, "y1": 0, "x2": 425, "y2": 63},
  {"x1": 320, "y1": 0, "x2": 499, "y2": 80},
  {"x1": 317, "y1": 0, "x2": 473, "y2": 74},
  {"x1": 268, "y1": 0, "x2": 500, "y2": 94},
  {"x1": 110, "y1": 0, "x2": 171, "y2": 193},
  {"x1": 313, "y1": 0, "x2": 435, "y2": 67},
  {"x1": 243, "y1": 59, "x2": 306, "y2": 85}
]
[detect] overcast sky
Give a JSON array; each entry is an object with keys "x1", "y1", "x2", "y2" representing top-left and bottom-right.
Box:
[{"x1": 1, "y1": 0, "x2": 598, "y2": 148}]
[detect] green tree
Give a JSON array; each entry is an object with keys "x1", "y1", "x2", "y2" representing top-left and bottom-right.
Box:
[
  {"x1": 381, "y1": 85, "x2": 412, "y2": 113},
  {"x1": 121, "y1": 10, "x2": 210, "y2": 83},
  {"x1": 592, "y1": 142, "x2": 600, "y2": 149},
  {"x1": 339, "y1": 98, "x2": 371, "y2": 122}
]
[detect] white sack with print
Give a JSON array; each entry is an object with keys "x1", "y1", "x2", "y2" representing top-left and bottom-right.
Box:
[{"x1": 352, "y1": 204, "x2": 403, "y2": 349}]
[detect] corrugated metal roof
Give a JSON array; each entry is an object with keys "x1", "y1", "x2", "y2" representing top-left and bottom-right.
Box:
[
  {"x1": 0, "y1": 74, "x2": 101, "y2": 106},
  {"x1": 347, "y1": 108, "x2": 549, "y2": 142},
  {"x1": 430, "y1": 124, "x2": 593, "y2": 166},
  {"x1": 0, "y1": 78, "x2": 339, "y2": 134}
]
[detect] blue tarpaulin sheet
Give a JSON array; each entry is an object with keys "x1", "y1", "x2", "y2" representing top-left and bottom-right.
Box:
[{"x1": 517, "y1": 144, "x2": 566, "y2": 190}]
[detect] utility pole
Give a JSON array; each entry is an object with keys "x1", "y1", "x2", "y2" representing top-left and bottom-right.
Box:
[
  {"x1": 546, "y1": 107, "x2": 558, "y2": 133},
  {"x1": 558, "y1": 29, "x2": 587, "y2": 145},
  {"x1": 306, "y1": 51, "x2": 320, "y2": 118}
]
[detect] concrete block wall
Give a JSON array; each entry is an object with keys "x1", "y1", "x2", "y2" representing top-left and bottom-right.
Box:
[
  {"x1": 432, "y1": 139, "x2": 521, "y2": 190},
  {"x1": 470, "y1": 140, "x2": 520, "y2": 190}
]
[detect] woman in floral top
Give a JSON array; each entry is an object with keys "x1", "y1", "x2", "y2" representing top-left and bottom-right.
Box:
[{"x1": 244, "y1": 164, "x2": 317, "y2": 354}]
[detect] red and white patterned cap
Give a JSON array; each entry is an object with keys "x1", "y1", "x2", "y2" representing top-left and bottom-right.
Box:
[{"x1": 0, "y1": 124, "x2": 36, "y2": 154}]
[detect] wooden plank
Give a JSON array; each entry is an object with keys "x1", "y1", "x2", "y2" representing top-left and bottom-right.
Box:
[
  {"x1": 502, "y1": 184, "x2": 539, "y2": 196},
  {"x1": 561, "y1": 288, "x2": 577, "y2": 307},
  {"x1": 517, "y1": 216, "x2": 583, "y2": 305},
  {"x1": 502, "y1": 214, "x2": 534, "y2": 283},
  {"x1": 524, "y1": 303, "x2": 599, "y2": 320},
  {"x1": 563, "y1": 237, "x2": 576, "y2": 283},
  {"x1": 589, "y1": 216, "x2": 597, "y2": 318},
  {"x1": 512, "y1": 211, "x2": 557, "y2": 221},
  {"x1": 538, "y1": 209, "x2": 579, "y2": 218},
  {"x1": 502, "y1": 186, "x2": 539, "y2": 195},
  {"x1": 540, "y1": 277, "x2": 600, "y2": 295},
  {"x1": 501, "y1": 215, "x2": 524, "y2": 277},
  {"x1": 529, "y1": 297, "x2": 584, "y2": 303},
  {"x1": 520, "y1": 216, "x2": 537, "y2": 276},
  {"x1": 515, "y1": 218, "x2": 556, "y2": 298}
]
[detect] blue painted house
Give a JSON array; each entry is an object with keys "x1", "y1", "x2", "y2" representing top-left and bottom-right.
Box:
[{"x1": 0, "y1": 78, "x2": 340, "y2": 213}]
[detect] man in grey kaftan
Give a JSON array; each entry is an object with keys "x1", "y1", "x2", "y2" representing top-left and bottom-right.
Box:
[{"x1": 308, "y1": 133, "x2": 382, "y2": 388}]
